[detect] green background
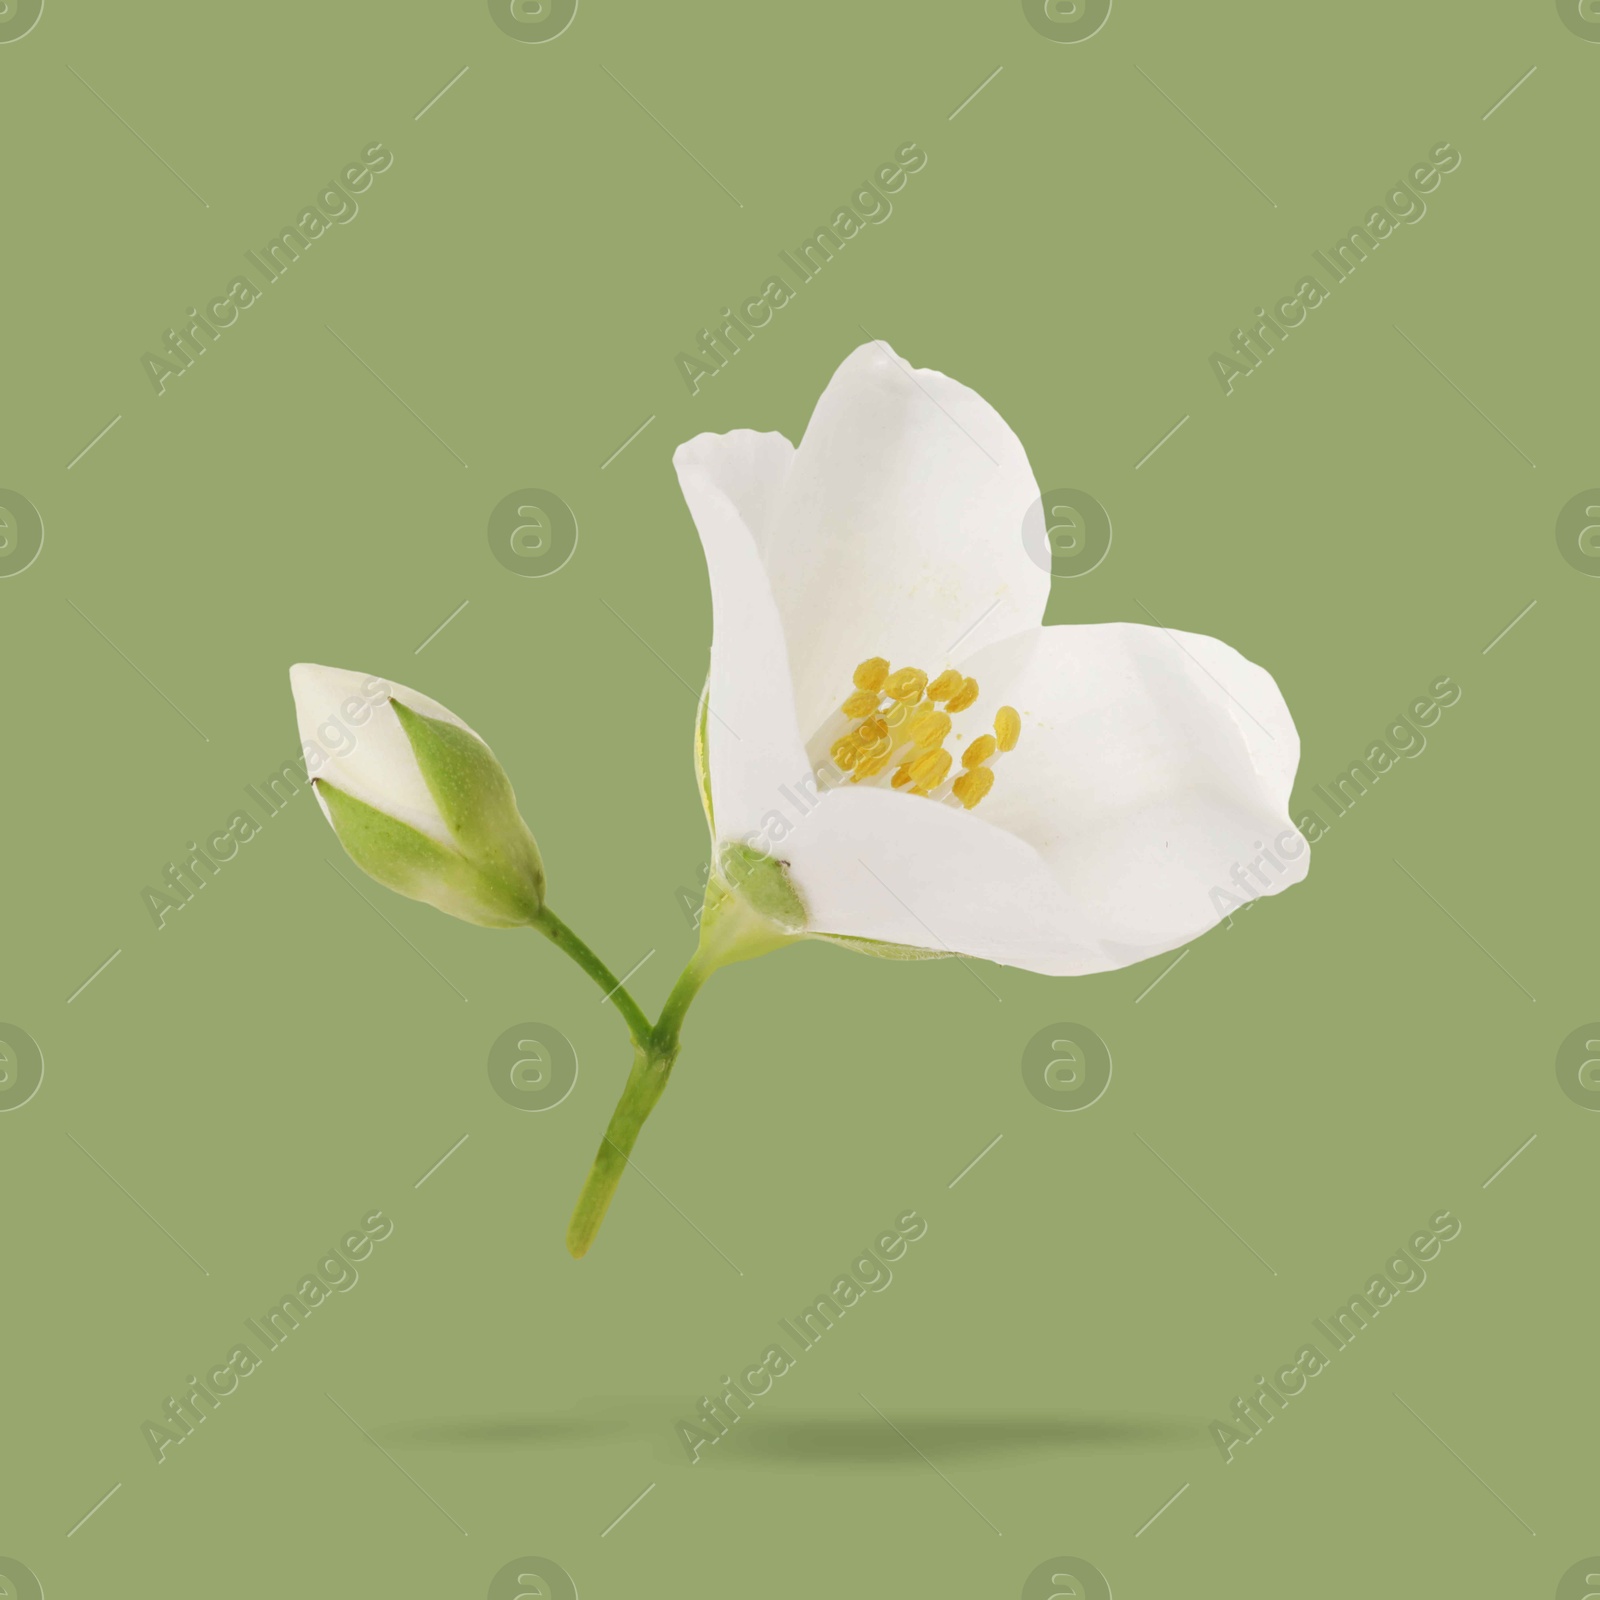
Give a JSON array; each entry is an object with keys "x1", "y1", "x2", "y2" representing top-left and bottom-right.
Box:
[{"x1": 2, "y1": 1, "x2": 1592, "y2": 1594}]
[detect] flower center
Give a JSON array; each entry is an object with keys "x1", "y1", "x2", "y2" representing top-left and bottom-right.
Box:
[{"x1": 817, "y1": 656, "x2": 1021, "y2": 811}]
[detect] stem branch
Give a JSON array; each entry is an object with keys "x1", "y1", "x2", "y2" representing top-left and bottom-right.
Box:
[
  {"x1": 532, "y1": 906, "x2": 653, "y2": 1048},
  {"x1": 564, "y1": 884, "x2": 796, "y2": 1258}
]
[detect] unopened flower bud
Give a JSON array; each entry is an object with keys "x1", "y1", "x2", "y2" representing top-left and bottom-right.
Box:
[{"x1": 291, "y1": 663, "x2": 545, "y2": 928}]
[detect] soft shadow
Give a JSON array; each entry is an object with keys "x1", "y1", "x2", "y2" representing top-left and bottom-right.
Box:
[
  {"x1": 379, "y1": 1402, "x2": 1204, "y2": 1467},
  {"x1": 717, "y1": 1411, "x2": 1202, "y2": 1468}
]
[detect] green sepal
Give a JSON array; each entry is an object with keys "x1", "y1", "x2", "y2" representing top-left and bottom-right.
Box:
[
  {"x1": 693, "y1": 678, "x2": 714, "y2": 834},
  {"x1": 317, "y1": 779, "x2": 539, "y2": 930},
  {"x1": 390, "y1": 698, "x2": 545, "y2": 917},
  {"x1": 696, "y1": 693, "x2": 944, "y2": 958},
  {"x1": 717, "y1": 842, "x2": 807, "y2": 934}
]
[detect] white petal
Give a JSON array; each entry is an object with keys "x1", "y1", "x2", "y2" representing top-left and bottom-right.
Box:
[
  {"x1": 964, "y1": 621, "x2": 1307, "y2": 967},
  {"x1": 290, "y1": 664, "x2": 477, "y2": 848},
  {"x1": 675, "y1": 427, "x2": 794, "y2": 554},
  {"x1": 778, "y1": 623, "x2": 1308, "y2": 976},
  {"x1": 672, "y1": 441, "x2": 812, "y2": 843},
  {"x1": 782, "y1": 784, "x2": 1101, "y2": 970},
  {"x1": 761, "y1": 343, "x2": 1050, "y2": 738}
]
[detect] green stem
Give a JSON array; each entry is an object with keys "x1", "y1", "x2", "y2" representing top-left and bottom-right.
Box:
[
  {"x1": 564, "y1": 948, "x2": 714, "y2": 1261},
  {"x1": 564, "y1": 1042, "x2": 673, "y2": 1259},
  {"x1": 531, "y1": 906, "x2": 652, "y2": 1048},
  {"x1": 565, "y1": 885, "x2": 796, "y2": 1259},
  {"x1": 651, "y1": 945, "x2": 719, "y2": 1058}
]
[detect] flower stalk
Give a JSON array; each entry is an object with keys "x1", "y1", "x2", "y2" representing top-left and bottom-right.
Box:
[
  {"x1": 531, "y1": 906, "x2": 653, "y2": 1049},
  {"x1": 564, "y1": 875, "x2": 796, "y2": 1259}
]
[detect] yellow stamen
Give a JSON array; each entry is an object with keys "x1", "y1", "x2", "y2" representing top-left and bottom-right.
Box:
[
  {"x1": 963, "y1": 734, "x2": 997, "y2": 769},
  {"x1": 945, "y1": 676, "x2": 980, "y2": 713},
  {"x1": 952, "y1": 767, "x2": 995, "y2": 809},
  {"x1": 855, "y1": 717, "x2": 890, "y2": 760},
  {"x1": 828, "y1": 657, "x2": 1022, "y2": 809},
  {"x1": 912, "y1": 709, "x2": 952, "y2": 752},
  {"x1": 853, "y1": 656, "x2": 890, "y2": 692},
  {"x1": 908, "y1": 748, "x2": 952, "y2": 794},
  {"x1": 884, "y1": 667, "x2": 928, "y2": 702},
  {"x1": 883, "y1": 696, "x2": 918, "y2": 734}
]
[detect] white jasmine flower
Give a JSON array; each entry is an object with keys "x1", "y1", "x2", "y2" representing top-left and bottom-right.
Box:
[{"x1": 674, "y1": 343, "x2": 1308, "y2": 976}]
